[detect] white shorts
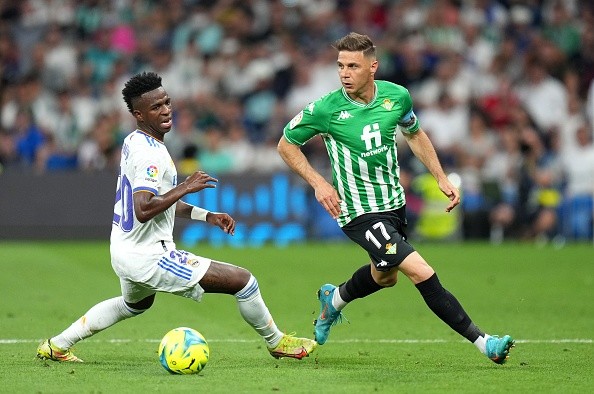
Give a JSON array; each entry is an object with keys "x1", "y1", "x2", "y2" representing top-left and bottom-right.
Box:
[{"x1": 110, "y1": 242, "x2": 211, "y2": 304}]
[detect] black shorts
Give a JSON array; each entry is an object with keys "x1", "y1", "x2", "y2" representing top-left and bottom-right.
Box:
[{"x1": 341, "y1": 207, "x2": 415, "y2": 271}]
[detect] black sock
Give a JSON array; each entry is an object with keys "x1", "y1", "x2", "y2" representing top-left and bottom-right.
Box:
[
  {"x1": 338, "y1": 265, "x2": 384, "y2": 303},
  {"x1": 415, "y1": 273, "x2": 484, "y2": 342}
]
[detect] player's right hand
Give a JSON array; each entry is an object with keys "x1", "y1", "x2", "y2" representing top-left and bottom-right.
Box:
[
  {"x1": 315, "y1": 181, "x2": 342, "y2": 219},
  {"x1": 184, "y1": 171, "x2": 218, "y2": 192}
]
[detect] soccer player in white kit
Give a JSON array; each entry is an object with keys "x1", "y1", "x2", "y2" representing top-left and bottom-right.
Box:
[{"x1": 37, "y1": 72, "x2": 316, "y2": 362}]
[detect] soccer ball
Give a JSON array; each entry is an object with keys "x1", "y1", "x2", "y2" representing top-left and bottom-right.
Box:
[{"x1": 158, "y1": 327, "x2": 210, "y2": 374}]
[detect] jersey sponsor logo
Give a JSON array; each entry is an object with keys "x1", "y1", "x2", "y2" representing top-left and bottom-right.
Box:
[
  {"x1": 361, "y1": 123, "x2": 381, "y2": 150},
  {"x1": 289, "y1": 110, "x2": 303, "y2": 129},
  {"x1": 337, "y1": 110, "x2": 353, "y2": 120},
  {"x1": 360, "y1": 145, "x2": 388, "y2": 158},
  {"x1": 385, "y1": 243, "x2": 397, "y2": 255},
  {"x1": 381, "y1": 99, "x2": 394, "y2": 111},
  {"x1": 360, "y1": 122, "x2": 388, "y2": 157},
  {"x1": 146, "y1": 165, "x2": 159, "y2": 178}
]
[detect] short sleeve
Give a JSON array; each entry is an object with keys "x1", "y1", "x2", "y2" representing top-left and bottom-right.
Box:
[
  {"x1": 283, "y1": 101, "x2": 327, "y2": 145},
  {"x1": 130, "y1": 145, "x2": 165, "y2": 195}
]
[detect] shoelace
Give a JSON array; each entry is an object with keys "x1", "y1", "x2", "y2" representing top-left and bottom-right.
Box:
[{"x1": 331, "y1": 311, "x2": 349, "y2": 326}]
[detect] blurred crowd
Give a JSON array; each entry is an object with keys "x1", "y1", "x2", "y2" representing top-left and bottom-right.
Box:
[{"x1": 1, "y1": 0, "x2": 593, "y2": 242}]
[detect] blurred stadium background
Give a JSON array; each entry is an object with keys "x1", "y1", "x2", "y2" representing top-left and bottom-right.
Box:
[{"x1": 1, "y1": 0, "x2": 593, "y2": 246}]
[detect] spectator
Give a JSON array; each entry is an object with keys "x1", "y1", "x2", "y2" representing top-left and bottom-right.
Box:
[
  {"x1": 197, "y1": 125, "x2": 233, "y2": 175},
  {"x1": 41, "y1": 24, "x2": 78, "y2": 91},
  {"x1": 36, "y1": 89, "x2": 86, "y2": 171},
  {"x1": 560, "y1": 124, "x2": 594, "y2": 240},
  {"x1": 165, "y1": 106, "x2": 203, "y2": 162},
  {"x1": 226, "y1": 122, "x2": 253, "y2": 174},
  {"x1": 483, "y1": 126, "x2": 522, "y2": 243},
  {"x1": 1, "y1": 73, "x2": 55, "y2": 134},
  {"x1": 417, "y1": 90, "x2": 469, "y2": 169},
  {"x1": 0, "y1": 109, "x2": 45, "y2": 170},
  {"x1": 542, "y1": 1, "x2": 581, "y2": 59},
  {"x1": 82, "y1": 28, "x2": 120, "y2": 89},
  {"x1": 0, "y1": 26, "x2": 20, "y2": 85},
  {"x1": 415, "y1": 53, "x2": 472, "y2": 109},
  {"x1": 77, "y1": 113, "x2": 120, "y2": 171},
  {"x1": 514, "y1": 56, "x2": 568, "y2": 135},
  {"x1": 458, "y1": 110, "x2": 498, "y2": 239}
]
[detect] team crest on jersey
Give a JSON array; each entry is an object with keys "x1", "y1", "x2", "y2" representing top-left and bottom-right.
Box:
[
  {"x1": 289, "y1": 110, "x2": 303, "y2": 129},
  {"x1": 306, "y1": 102, "x2": 315, "y2": 115},
  {"x1": 385, "y1": 243, "x2": 397, "y2": 255},
  {"x1": 146, "y1": 165, "x2": 158, "y2": 178},
  {"x1": 186, "y1": 258, "x2": 201, "y2": 267},
  {"x1": 381, "y1": 99, "x2": 394, "y2": 111}
]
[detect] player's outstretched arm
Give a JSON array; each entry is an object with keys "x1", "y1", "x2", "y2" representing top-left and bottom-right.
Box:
[
  {"x1": 403, "y1": 128, "x2": 460, "y2": 212},
  {"x1": 134, "y1": 171, "x2": 218, "y2": 223},
  {"x1": 174, "y1": 174, "x2": 236, "y2": 235}
]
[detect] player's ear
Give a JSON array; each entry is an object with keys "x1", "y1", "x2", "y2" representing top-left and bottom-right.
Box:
[
  {"x1": 133, "y1": 109, "x2": 143, "y2": 122},
  {"x1": 370, "y1": 59, "x2": 378, "y2": 74}
]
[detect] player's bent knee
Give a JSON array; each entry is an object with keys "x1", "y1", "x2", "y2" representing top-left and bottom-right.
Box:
[
  {"x1": 125, "y1": 294, "x2": 155, "y2": 312},
  {"x1": 372, "y1": 271, "x2": 398, "y2": 287},
  {"x1": 202, "y1": 262, "x2": 253, "y2": 294},
  {"x1": 376, "y1": 276, "x2": 397, "y2": 287}
]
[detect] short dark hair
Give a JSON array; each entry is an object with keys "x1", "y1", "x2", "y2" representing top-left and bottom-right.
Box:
[
  {"x1": 122, "y1": 71, "x2": 162, "y2": 113},
  {"x1": 333, "y1": 32, "x2": 376, "y2": 58}
]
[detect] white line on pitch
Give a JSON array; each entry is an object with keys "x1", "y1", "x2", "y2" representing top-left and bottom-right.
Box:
[{"x1": 1, "y1": 338, "x2": 592, "y2": 344}]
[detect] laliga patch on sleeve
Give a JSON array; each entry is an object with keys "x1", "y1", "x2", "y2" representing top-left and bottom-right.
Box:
[
  {"x1": 145, "y1": 165, "x2": 159, "y2": 182},
  {"x1": 289, "y1": 110, "x2": 304, "y2": 129}
]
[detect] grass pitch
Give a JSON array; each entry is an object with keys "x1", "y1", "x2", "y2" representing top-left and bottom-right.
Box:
[{"x1": 1, "y1": 241, "x2": 592, "y2": 393}]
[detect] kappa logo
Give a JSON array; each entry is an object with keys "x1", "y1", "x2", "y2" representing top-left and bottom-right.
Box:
[
  {"x1": 385, "y1": 243, "x2": 397, "y2": 255},
  {"x1": 337, "y1": 110, "x2": 353, "y2": 120}
]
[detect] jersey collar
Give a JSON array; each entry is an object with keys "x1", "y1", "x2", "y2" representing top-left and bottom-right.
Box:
[
  {"x1": 135, "y1": 129, "x2": 165, "y2": 144},
  {"x1": 341, "y1": 82, "x2": 378, "y2": 107}
]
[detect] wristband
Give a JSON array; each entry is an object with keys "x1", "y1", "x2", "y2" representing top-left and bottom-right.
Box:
[{"x1": 190, "y1": 206, "x2": 209, "y2": 221}]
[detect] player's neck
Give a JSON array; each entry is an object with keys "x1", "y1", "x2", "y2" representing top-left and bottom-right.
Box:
[{"x1": 348, "y1": 81, "x2": 376, "y2": 104}]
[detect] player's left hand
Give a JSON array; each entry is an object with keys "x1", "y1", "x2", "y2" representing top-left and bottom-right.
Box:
[
  {"x1": 438, "y1": 178, "x2": 461, "y2": 212},
  {"x1": 206, "y1": 212, "x2": 236, "y2": 235}
]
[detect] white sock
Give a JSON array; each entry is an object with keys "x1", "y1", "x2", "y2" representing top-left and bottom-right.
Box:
[
  {"x1": 332, "y1": 288, "x2": 348, "y2": 311},
  {"x1": 235, "y1": 275, "x2": 283, "y2": 348},
  {"x1": 474, "y1": 334, "x2": 490, "y2": 355},
  {"x1": 51, "y1": 297, "x2": 141, "y2": 349}
]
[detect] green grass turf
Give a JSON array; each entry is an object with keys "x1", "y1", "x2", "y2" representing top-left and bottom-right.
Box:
[{"x1": 1, "y1": 241, "x2": 592, "y2": 393}]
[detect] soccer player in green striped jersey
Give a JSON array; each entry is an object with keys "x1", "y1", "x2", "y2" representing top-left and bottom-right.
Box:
[{"x1": 278, "y1": 33, "x2": 514, "y2": 364}]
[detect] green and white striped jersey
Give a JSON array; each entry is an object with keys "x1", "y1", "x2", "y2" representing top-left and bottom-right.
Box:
[{"x1": 283, "y1": 80, "x2": 420, "y2": 227}]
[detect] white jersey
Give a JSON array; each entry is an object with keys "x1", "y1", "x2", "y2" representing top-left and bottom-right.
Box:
[{"x1": 111, "y1": 130, "x2": 178, "y2": 252}]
